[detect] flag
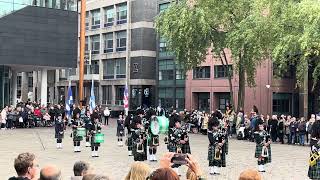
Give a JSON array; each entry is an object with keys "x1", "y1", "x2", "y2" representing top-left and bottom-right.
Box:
[
  {"x1": 123, "y1": 84, "x2": 129, "y2": 115},
  {"x1": 65, "y1": 81, "x2": 73, "y2": 119},
  {"x1": 89, "y1": 79, "x2": 96, "y2": 114}
]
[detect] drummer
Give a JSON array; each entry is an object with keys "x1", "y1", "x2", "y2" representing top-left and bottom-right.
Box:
[
  {"x1": 88, "y1": 113, "x2": 102, "y2": 157},
  {"x1": 148, "y1": 109, "x2": 159, "y2": 162},
  {"x1": 72, "y1": 112, "x2": 84, "y2": 152},
  {"x1": 83, "y1": 111, "x2": 92, "y2": 147}
]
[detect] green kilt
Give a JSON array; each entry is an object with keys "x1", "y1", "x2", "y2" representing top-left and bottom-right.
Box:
[
  {"x1": 148, "y1": 135, "x2": 160, "y2": 147},
  {"x1": 132, "y1": 142, "x2": 147, "y2": 161},
  {"x1": 127, "y1": 135, "x2": 133, "y2": 151},
  {"x1": 308, "y1": 156, "x2": 320, "y2": 179},
  {"x1": 255, "y1": 144, "x2": 271, "y2": 164},
  {"x1": 208, "y1": 145, "x2": 226, "y2": 167},
  {"x1": 168, "y1": 143, "x2": 177, "y2": 152},
  {"x1": 73, "y1": 130, "x2": 83, "y2": 142}
]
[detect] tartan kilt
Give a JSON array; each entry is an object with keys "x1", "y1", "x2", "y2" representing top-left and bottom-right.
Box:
[
  {"x1": 132, "y1": 142, "x2": 146, "y2": 161},
  {"x1": 255, "y1": 144, "x2": 271, "y2": 164},
  {"x1": 208, "y1": 145, "x2": 226, "y2": 167},
  {"x1": 168, "y1": 143, "x2": 177, "y2": 152},
  {"x1": 182, "y1": 143, "x2": 191, "y2": 154},
  {"x1": 148, "y1": 135, "x2": 160, "y2": 147},
  {"x1": 73, "y1": 130, "x2": 83, "y2": 141},
  {"x1": 308, "y1": 158, "x2": 320, "y2": 179},
  {"x1": 127, "y1": 136, "x2": 133, "y2": 150},
  {"x1": 55, "y1": 131, "x2": 64, "y2": 139},
  {"x1": 90, "y1": 135, "x2": 100, "y2": 147}
]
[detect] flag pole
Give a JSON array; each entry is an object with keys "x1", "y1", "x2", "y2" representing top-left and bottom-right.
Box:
[{"x1": 79, "y1": 0, "x2": 86, "y2": 108}]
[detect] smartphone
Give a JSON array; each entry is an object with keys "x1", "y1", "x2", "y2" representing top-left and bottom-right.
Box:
[{"x1": 171, "y1": 153, "x2": 188, "y2": 165}]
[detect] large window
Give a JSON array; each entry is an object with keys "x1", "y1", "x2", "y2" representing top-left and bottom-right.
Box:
[
  {"x1": 176, "y1": 88, "x2": 185, "y2": 109},
  {"x1": 176, "y1": 69, "x2": 185, "y2": 80},
  {"x1": 116, "y1": 3, "x2": 127, "y2": 24},
  {"x1": 159, "y1": 37, "x2": 170, "y2": 57},
  {"x1": 116, "y1": 31, "x2": 126, "y2": 52},
  {"x1": 158, "y1": 88, "x2": 174, "y2": 108},
  {"x1": 273, "y1": 93, "x2": 292, "y2": 115},
  {"x1": 103, "y1": 33, "x2": 113, "y2": 53},
  {"x1": 102, "y1": 85, "x2": 112, "y2": 105},
  {"x1": 214, "y1": 65, "x2": 233, "y2": 78},
  {"x1": 159, "y1": 2, "x2": 170, "y2": 12},
  {"x1": 193, "y1": 66, "x2": 210, "y2": 79},
  {"x1": 85, "y1": 11, "x2": 89, "y2": 30},
  {"x1": 91, "y1": 35, "x2": 100, "y2": 54},
  {"x1": 91, "y1": 9, "x2": 100, "y2": 29},
  {"x1": 85, "y1": 36, "x2": 89, "y2": 52},
  {"x1": 159, "y1": 60, "x2": 174, "y2": 80},
  {"x1": 115, "y1": 86, "x2": 125, "y2": 105},
  {"x1": 104, "y1": 6, "x2": 114, "y2": 27},
  {"x1": 103, "y1": 59, "x2": 126, "y2": 79}
]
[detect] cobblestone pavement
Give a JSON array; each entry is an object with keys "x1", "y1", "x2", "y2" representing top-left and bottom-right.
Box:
[{"x1": 0, "y1": 119, "x2": 310, "y2": 180}]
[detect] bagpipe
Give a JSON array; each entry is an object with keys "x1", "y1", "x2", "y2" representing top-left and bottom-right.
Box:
[
  {"x1": 261, "y1": 131, "x2": 271, "y2": 158},
  {"x1": 309, "y1": 139, "x2": 320, "y2": 167},
  {"x1": 214, "y1": 130, "x2": 226, "y2": 161}
]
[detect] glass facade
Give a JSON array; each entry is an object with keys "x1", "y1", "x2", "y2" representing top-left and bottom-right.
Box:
[
  {"x1": 0, "y1": 66, "x2": 11, "y2": 108},
  {"x1": 0, "y1": 0, "x2": 77, "y2": 17}
]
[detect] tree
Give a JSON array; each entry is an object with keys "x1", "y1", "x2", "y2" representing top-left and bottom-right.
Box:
[{"x1": 155, "y1": 0, "x2": 272, "y2": 112}]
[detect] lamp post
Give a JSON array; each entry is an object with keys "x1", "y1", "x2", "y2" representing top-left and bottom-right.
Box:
[{"x1": 266, "y1": 84, "x2": 271, "y2": 115}]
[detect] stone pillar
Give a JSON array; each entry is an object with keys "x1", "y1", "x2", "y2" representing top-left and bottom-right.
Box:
[
  {"x1": 99, "y1": 84, "x2": 103, "y2": 105},
  {"x1": 21, "y1": 72, "x2": 29, "y2": 102},
  {"x1": 11, "y1": 71, "x2": 17, "y2": 106},
  {"x1": 40, "y1": 69, "x2": 48, "y2": 106},
  {"x1": 112, "y1": 85, "x2": 116, "y2": 105}
]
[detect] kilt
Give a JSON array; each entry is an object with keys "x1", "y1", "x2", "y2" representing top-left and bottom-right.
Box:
[
  {"x1": 309, "y1": 158, "x2": 320, "y2": 179},
  {"x1": 208, "y1": 145, "x2": 226, "y2": 167},
  {"x1": 182, "y1": 143, "x2": 191, "y2": 154},
  {"x1": 91, "y1": 135, "x2": 100, "y2": 147},
  {"x1": 132, "y1": 142, "x2": 147, "y2": 161},
  {"x1": 168, "y1": 143, "x2": 177, "y2": 152},
  {"x1": 116, "y1": 127, "x2": 124, "y2": 137},
  {"x1": 255, "y1": 144, "x2": 271, "y2": 164},
  {"x1": 73, "y1": 130, "x2": 83, "y2": 142},
  {"x1": 148, "y1": 135, "x2": 160, "y2": 147},
  {"x1": 55, "y1": 131, "x2": 64, "y2": 139}
]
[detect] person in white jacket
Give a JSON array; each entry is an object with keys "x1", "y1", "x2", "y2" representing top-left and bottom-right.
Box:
[{"x1": 0, "y1": 106, "x2": 8, "y2": 130}]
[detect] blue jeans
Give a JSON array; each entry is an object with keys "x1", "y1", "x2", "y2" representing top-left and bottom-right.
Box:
[
  {"x1": 290, "y1": 132, "x2": 296, "y2": 144},
  {"x1": 299, "y1": 133, "x2": 305, "y2": 145}
]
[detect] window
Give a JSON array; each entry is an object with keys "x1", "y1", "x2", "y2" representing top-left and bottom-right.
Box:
[
  {"x1": 85, "y1": 11, "x2": 89, "y2": 30},
  {"x1": 116, "y1": 31, "x2": 126, "y2": 52},
  {"x1": 17, "y1": 76, "x2": 21, "y2": 88},
  {"x1": 159, "y1": 3, "x2": 170, "y2": 12},
  {"x1": 158, "y1": 88, "x2": 174, "y2": 108},
  {"x1": 116, "y1": 3, "x2": 127, "y2": 24},
  {"x1": 273, "y1": 93, "x2": 292, "y2": 115},
  {"x1": 103, "y1": 33, "x2": 113, "y2": 53},
  {"x1": 85, "y1": 36, "x2": 89, "y2": 52},
  {"x1": 104, "y1": 6, "x2": 114, "y2": 27},
  {"x1": 91, "y1": 9, "x2": 100, "y2": 29},
  {"x1": 59, "y1": 69, "x2": 67, "y2": 80},
  {"x1": 175, "y1": 88, "x2": 185, "y2": 109},
  {"x1": 159, "y1": 37, "x2": 169, "y2": 57},
  {"x1": 102, "y1": 85, "x2": 112, "y2": 105},
  {"x1": 104, "y1": 60, "x2": 115, "y2": 79},
  {"x1": 115, "y1": 86, "x2": 125, "y2": 105},
  {"x1": 176, "y1": 69, "x2": 185, "y2": 80},
  {"x1": 193, "y1": 66, "x2": 210, "y2": 79},
  {"x1": 103, "y1": 59, "x2": 126, "y2": 79},
  {"x1": 91, "y1": 35, "x2": 100, "y2": 54},
  {"x1": 214, "y1": 65, "x2": 233, "y2": 78},
  {"x1": 116, "y1": 58, "x2": 126, "y2": 78},
  {"x1": 159, "y1": 60, "x2": 174, "y2": 80}
]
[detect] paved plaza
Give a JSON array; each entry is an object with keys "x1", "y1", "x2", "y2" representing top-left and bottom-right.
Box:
[{"x1": 0, "y1": 119, "x2": 310, "y2": 180}]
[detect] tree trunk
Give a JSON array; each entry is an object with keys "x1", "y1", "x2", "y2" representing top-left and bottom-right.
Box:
[
  {"x1": 220, "y1": 50, "x2": 234, "y2": 109},
  {"x1": 237, "y1": 52, "x2": 245, "y2": 112}
]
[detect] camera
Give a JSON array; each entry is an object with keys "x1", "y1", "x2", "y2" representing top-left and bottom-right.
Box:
[{"x1": 171, "y1": 153, "x2": 188, "y2": 165}]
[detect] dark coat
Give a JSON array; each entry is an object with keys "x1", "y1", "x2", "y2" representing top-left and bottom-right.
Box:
[{"x1": 55, "y1": 119, "x2": 64, "y2": 139}]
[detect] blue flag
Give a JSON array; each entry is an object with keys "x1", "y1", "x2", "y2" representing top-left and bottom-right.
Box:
[
  {"x1": 65, "y1": 81, "x2": 73, "y2": 119},
  {"x1": 89, "y1": 79, "x2": 96, "y2": 114}
]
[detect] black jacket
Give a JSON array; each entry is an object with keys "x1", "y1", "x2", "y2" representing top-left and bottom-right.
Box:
[{"x1": 8, "y1": 177, "x2": 30, "y2": 180}]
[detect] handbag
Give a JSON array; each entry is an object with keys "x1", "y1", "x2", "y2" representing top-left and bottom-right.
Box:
[{"x1": 19, "y1": 117, "x2": 23, "y2": 123}]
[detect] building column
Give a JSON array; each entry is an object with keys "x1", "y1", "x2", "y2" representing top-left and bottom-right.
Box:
[
  {"x1": 40, "y1": 69, "x2": 48, "y2": 106},
  {"x1": 99, "y1": 84, "x2": 103, "y2": 105},
  {"x1": 112, "y1": 85, "x2": 116, "y2": 105},
  {"x1": 32, "y1": 71, "x2": 37, "y2": 102},
  {"x1": 11, "y1": 70, "x2": 17, "y2": 106},
  {"x1": 21, "y1": 72, "x2": 28, "y2": 102}
]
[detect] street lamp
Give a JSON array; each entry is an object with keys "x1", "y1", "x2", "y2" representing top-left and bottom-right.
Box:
[{"x1": 266, "y1": 84, "x2": 271, "y2": 115}]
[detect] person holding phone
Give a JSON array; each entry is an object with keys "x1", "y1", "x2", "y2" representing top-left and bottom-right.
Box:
[{"x1": 207, "y1": 117, "x2": 226, "y2": 175}]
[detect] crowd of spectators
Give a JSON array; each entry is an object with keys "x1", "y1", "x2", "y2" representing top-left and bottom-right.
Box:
[{"x1": 8, "y1": 152, "x2": 262, "y2": 180}]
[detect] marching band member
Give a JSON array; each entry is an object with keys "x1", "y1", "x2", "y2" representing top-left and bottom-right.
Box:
[
  {"x1": 148, "y1": 110, "x2": 159, "y2": 162},
  {"x1": 72, "y1": 113, "x2": 84, "y2": 152},
  {"x1": 254, "y1": 120, "x2": 272, "y2": 172},
  {"x1": 117, "y1": 114, "x2": 125, "y2": 146},
  {"x1": 55, "y1": 113, "x2": 64, "y2": 149},
  {"x1": 126, "y1": 113, "x2": 134, "y2": 156},
  {"x1": 83, "y1": 111, "x2": 91, "y2": 147},
  {"x1": 308, "y1": 120, "x2": 320, "y2": 180},
  {"x1": 88, "y1": 114, "x2": 102, "y2": 157},
  {"x1": 207, "y1": 117, "x2": 226, "y2": 175},
  {"x1": 168, "y1": 116, "x2": 191, "y2": 176},
  {"x1": 131, "y1": 109, "x2": 147, "y2": 161}
]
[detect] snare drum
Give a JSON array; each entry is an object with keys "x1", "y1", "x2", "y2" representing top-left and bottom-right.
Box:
[{"x1": 94, "y1": 133, "x2": 104, "y2": 143}]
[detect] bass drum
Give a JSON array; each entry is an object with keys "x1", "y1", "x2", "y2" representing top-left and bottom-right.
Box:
[{"x1": 157, "y1": 115, "x2": 169, "y2": 134}]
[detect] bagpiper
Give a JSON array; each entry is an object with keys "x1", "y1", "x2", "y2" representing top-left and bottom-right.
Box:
[
  {"x1": 168, "y1": 115, "x2": 191, "y2": 176},
  {"x1": 308, "y1": 120, "x2": 320, "y2": 180},
  {"x1": 71, "y1": 112, "x2": 84, "y2": 152},
  {"x1": 55, "y1": 113, "x2": 64, "y2": 149},
  {"x1": 117, "y1": 114, "x2": 125, "y2": 146},
  {"x1": 254, "y1": 120, "x2": 272, "y2": 172},
  {"x1": 88, "y1": 113, "x2": 102, "y2": 157},
  {"x1": 207, "y1": 117, "x2": 227, "y2": 175},
  {"x1": 131, "y1": 109, "x2": 147, "y2": 161},
  {"x1": 125, "y1": 113, "x2": 134, "y2": 156},
  {"x1": 147, "y1": 109, "x2": 160, "y2": 162}
]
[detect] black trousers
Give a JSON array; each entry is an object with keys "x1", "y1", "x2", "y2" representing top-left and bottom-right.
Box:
[
  {"x1": 56, "y1": 139, "x2": 62, "y2": 143},
  {"x1": 104, "y1": 116, "x2": 109, "y2": 125},
  {"x1": 278, "y1": 133, "x2": 284, "y2": 144},
  {"x1": 91, "y1": 146, "x2": 99, "y2": 151},
  {"x1": 73, "y1": 141, "x2": 80, "y2": 146}
]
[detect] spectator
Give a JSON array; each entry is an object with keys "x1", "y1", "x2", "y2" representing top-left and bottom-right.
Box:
[
  {"x1": 82, "y1": 174, "x2": 110, "y2": 180},
  {"x1": 9, "y1": 152, "x2": 38, "y2": 180},
  {"x1": 278, "y1": 116, "x2": 285, "y2": 144},
  {"x1": 284, "y1": 116, "x2": 291, "y2": 144},
  {"x1": 7, "y1": 106, "x2": 15, "y2": 129},
  {"x1": 71, "y1": 161, "x2": 91, "y2": 180},
  {"x1": 269, "y1": 115, "x2": 278, "y2": 142},
  {"x1": 103, "y1": 107, "x2": 110, "y2": 126},
  {"x1": 298, "y1": 117, "x2": 306, "y2": 146},
  {"x1": 39, "y1": 165, "x2": 61, "y2": 180},
  {"x1": 238, "y1": 169, "x2": 262, "y2": 180},
  {"x1": 307, "y1": 115, "x2": 315, "y2": 144},
  {"x1": 290, "y1": 117, "x2": 298, "y2": 144},
  {"x1": 125, "y1": 162, "x2": 151, "y2": 180}
]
